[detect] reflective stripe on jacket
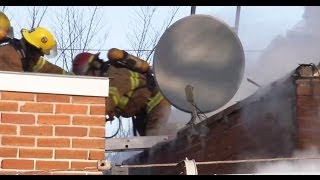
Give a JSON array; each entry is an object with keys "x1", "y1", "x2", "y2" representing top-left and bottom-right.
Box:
[
  {"x1": 146, "y1": 91, "x2": 163, "y2": 114},
  {"x1": 110, "y1": 70, "x2": 140, "y2": 110}
]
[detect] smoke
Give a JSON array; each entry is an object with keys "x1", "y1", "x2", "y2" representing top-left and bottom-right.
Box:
[
  {"x1": 251, "y1": 6, "x2": 320, "y2": 86},
  {"x1": 237, "y1": 7, "x2": 320, "y2": 175},
  {"x1": 121, "y1": 7, "x2": 320, "y2": 170},
  {"x1": 159, "y1": 107, "x2": 190, "y2": 139},
  {"x1": 255, "y1": 147, "x2": 320, "y2": 174},
  {"x1": 161, "y1": 6, "x2": 320, "y2": 141}
]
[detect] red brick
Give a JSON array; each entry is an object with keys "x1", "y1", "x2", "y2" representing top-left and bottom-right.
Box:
[
  {"x1": 37, "y1": 138, "x2": 70, "y2": 147},
  {"x1": 13, "y1": 170, "x2": 101, "y2": 175},
  {"x1": 0, "y1": 147, "x2": 18, "y2": 157},
  {"x1": 20, "y1": 103, "x2": 53, "y2": 113},
  {"x1": 55, "y1": 149, "x2": 88, "y2": 159},
  {"x1": 299, "y1": 129, "x2": 320, "y2": 141},
  {"x1": 0, "y1": 171, "x2": 21, "y2": 175},
  {"x1": 298, "y1": 139, "x2": 320, "y2": 150},
  {"x1": 1, "y1": 113, "x2": 35, "y2": 124},
  {"x1": 89, "y1": 150, "x2": 105, "y2": 160},
  {"x1": 35, "y1": 160, "x2": 69, "y2": 170},
  {"x1": 0, "y1": 124, "x2": 17, "y2": 135},
  {"x1": 90, "y1": 105, "x2": 106, "y2": 115},
  {"x1": 1, "y1": 159, "x2": 34, "y2": 170},
  {"x1": 19, "y1": 148, "x2": 53, "y2": 158},
  {"x1": 72, "y1": 96, "x2": 105, "y2": 104},
  {"x1": 2, "y1": 136, "x2": 35, "y2": 146},
  {"x1": 313, "y1": 84, "x2": 320, "y2": 96},
  {"x1": 55, "y1": 127, "x2": 87, "y2": 137},
  {"x1": 73, "y1": 116, "x2": 105, "y2": 126},
  {"x1": 51, "y1": 171, "x2": 101, "y2": 175},
  {"x1": 0, "y1": 102, "x2": 18, "y2": 111},
  {"x1": 296, "y1": 108, "x2": 318, "y2": 119},
  {"x1": 72, "y1": 139, "x2": 105, "y2": 149},
  {"x1": 298, "y1": 116, "x2": 320, "y2": 129},
  {"x1": 55, "y1": 104, "x2": 87, "y2": 114},
  {"x1": 38, "y1": 115, "x2": 70, "y2": 125},
  {"x1": 37, "y1": 94, "x2": 70, "y2": 103},
  {"x1": 89, "y1": 127, "x2": 105, "y2": 137},
  {"x1": 1, "y1": 92, "x2": 34, "y2": 101},
  {"x1": 296, "y1": 79, "x2": 312, "y2": 85},
  {"x1": 296, "y1": 84, "x2": 312, "y2": 96},
  {"x1": 70, "y1": 161, "x2": 96, "y2": 169},
  {"x1": 297, "y1": 96, "x2": 320, "y2": 108},
  {"x1": 20, "y1": 126, "x2": 53, "y2": 136}
]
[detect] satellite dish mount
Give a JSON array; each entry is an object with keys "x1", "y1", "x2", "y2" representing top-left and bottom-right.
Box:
[{"x1": 185, "y1": 85, "x2": 204, "y2": 126}]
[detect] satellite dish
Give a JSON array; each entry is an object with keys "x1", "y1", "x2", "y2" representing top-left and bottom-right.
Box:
[{"x1": 153, "y1": 14, "x2": 245, "y2": 114}]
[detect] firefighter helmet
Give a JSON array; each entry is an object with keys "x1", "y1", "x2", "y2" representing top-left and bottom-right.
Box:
[
  {"x1": 72, "y1": 52, "x2": 100, "y2": 75},
  {"x1": 21, "y1": 27, "x2": 57, "y2": 56},
  {"x1": 0, "y1": 12, "x2": 11, "y2": 40}
]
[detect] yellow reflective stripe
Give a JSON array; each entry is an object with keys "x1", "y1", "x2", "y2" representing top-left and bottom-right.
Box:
[
  {"x1": 129, "y1": 71, "x2": 139, "y2": 90},
  {"x1": 109, "y1": 87, "x2": 121, "y2": 106},
  {"x1": 80, "y1": 55, "x2": 95, "y2": 74},
  {"x1": 147, "y1": 92, "x2": 163, "y2": 113},
  {"x1": 112, "y1": 71, "x2": 139, "y2": 110},
  {"x1": 118, "y1": 91, "x2": 134, "y2": 110},
  {"x1": 33, "y1": 57, "x2": 47, "y2": 72},
  {"x1": 88, "y1": 55, "x2": 95, "y2": 63},
  {"x1": 118, "y1": 96, "x2": 129, "y2": 109},
  {"x1": 117, "y1": 70, "x2": 138, "y2": 110},
  {"x1": 127, "y1": 91, "x2": 133, "y2": 97}
]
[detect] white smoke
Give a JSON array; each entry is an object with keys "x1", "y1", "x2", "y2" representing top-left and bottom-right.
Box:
[
  {"x1": 247, "y1": 6, "x2": 320, "y2": 175},
  {"x1": 163, "y1": 6, "x2": 320, "y2": 139},
  {"x1": 255, "y1": 147, "x2": 320, "y2": 174},
  {"x1": 121, "y1": 6, "x2": 320, "y2": 170},
  {"x1": 251, "y1": 6, "x2": 320, "y2": 86},
  {"x1": 159, "y1": 107, "x2": 190, "y2": 139}
]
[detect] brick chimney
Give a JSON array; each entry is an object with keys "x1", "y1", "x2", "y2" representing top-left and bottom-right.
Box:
[
  {"x1": 296, "y1": 78, "x2": 320, "y2": 149},
  {"x1": 0, "y1": 71, "x2": 108, "y2": 175}
]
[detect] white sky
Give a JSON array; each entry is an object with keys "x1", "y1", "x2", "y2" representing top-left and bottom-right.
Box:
[{"x1": 6, "y1": 6, "x2": 303, "y2": 56}]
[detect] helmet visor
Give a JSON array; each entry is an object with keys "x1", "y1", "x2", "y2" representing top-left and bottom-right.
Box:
[
  {"x1": 8, "y1": 26, "x2": 14, "y2": 38},
  {"x1": 44, "y1": 41, "x2": 57, "y2": 58}
]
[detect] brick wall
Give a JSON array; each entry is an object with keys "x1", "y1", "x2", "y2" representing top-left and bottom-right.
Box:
[
  {"x1": 0, "y1": 72, "x2": 108, "y2": 175},
  {"x1": 124, "y1": 74, "x2": 298, "y2": 175}
]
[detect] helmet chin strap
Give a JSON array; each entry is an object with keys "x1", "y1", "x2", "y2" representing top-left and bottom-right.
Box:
[
  {"x1": 86, "y1": 68, "x2": 99, "y2": 76},
  {"x1": 99, "y1": 61, "x2": 111, "y2": 76},
  {"x1": 90, "y1": 57, "x2": 111, "y2": 77},
  {"x1": 87, "y1": 58, "x2": 105, "y2": 76}
]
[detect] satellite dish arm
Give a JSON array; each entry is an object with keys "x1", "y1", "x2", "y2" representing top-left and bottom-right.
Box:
[
  {"x1": 234, "y1": 6, "x2": 241, "y2": 34},
  {"x1": 185, "y1": 85, "x2": 198, "y2": 126}
]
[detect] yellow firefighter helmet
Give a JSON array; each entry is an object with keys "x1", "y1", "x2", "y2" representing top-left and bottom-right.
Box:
[
  {"x1": 21, "y1": 27, "x2": 57, "y2": 56},
  {"x1": 0, "y1": 12, "x2": 11, "y2": 40}
]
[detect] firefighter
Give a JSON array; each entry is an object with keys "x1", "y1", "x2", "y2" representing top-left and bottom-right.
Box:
[
  {"x1": 0, "y1": 26, "x2": 69, "y2": 74},
  {"x1": 72, "y1": 51, "x2": 171, "y2": 136}
]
